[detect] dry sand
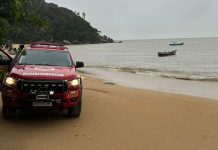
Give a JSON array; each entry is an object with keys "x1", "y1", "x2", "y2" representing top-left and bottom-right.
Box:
[{"x1": 0, "y1": 74, "x2": 218, "y2": 150}]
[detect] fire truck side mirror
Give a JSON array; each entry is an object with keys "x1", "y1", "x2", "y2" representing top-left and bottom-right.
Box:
[{"x1": 76, "y1": 61, "x2": 84, "y2": 68}]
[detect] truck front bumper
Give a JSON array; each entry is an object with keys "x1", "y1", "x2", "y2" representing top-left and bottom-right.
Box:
[{"x1": 1, "y1": 86, "x2": 82, "y2": 110}]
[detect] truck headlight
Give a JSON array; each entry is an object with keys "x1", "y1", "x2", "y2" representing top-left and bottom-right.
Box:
[
  {"x1": 68, "y1": 79, "x2": 80, "y2": 87},
  {"x1": 5, "y1": 77, "x2": 17, "y2": 86}
]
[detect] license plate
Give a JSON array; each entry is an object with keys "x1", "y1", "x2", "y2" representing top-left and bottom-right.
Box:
[
  {"x1": 36, "y1": 94, "x2": 49, "y2": 101},
  {"x1": 33, "y1": 102, "x2": 52, "y2": 107}
]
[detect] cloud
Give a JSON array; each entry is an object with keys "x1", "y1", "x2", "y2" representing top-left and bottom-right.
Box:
[{"x1": 45, "y1": 0, "x2": 218, "y2": 39}]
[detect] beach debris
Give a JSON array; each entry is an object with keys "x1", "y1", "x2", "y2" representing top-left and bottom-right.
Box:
[{"x1": 103, "y1": 81, "x2": 115, "y2": 85}]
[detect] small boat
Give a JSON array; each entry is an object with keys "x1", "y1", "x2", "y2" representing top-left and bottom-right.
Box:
[
  {"x1": 169, "y1": 42, "x2": 184, "y2": 46},
  {"x1": 158, "y1": 50, "x2": 177, "y2": 57}
]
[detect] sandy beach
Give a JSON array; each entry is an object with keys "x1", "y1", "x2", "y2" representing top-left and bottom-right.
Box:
[{"x1": 0, "y1": 73, "x2": 218, "y2": 150}]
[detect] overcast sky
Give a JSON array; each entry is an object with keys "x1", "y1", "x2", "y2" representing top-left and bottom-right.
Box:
[{"x1": 45, "y1": 0, "x2": 218, "y2": 40}]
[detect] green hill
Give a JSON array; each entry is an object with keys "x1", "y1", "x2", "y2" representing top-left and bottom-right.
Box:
[{"x1": 7, "y1": 0, "x2": 113, "y2": 44}]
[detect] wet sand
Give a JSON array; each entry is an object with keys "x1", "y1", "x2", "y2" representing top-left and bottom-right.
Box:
[
  {"x1": 81, "y1": 68, "x2": 218, "y2": 100},
  {"x1": 1, "y1": 74, "x2": 218, "y2": 150}
]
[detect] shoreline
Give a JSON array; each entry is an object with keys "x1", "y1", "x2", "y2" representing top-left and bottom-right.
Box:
[
  {"x1": 79, "y1": 67, "x2": 218, "y2": 100},
  {"x1": 83, "y1": 65, "x2": 218, "y2": 82}
]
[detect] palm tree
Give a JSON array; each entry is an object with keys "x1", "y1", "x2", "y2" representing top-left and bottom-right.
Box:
[{"x1": 82, "y1": 12, "x2": 86, "y2": 20}]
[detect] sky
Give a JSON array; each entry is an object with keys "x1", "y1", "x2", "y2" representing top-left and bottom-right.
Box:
[{"x1": 45, "y1": 0, "x2": 218, "y2": 40}]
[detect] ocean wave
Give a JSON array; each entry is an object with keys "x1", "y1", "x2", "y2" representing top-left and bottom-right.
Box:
[{"x1": 85, "y1": 65, "x2": 218, "y2": 82}]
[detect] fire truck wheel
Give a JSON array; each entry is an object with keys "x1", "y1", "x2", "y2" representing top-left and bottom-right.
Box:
[
  {"x1": 67, "y1": 100, "x2": 81, "y2": 118},
  {"x1": 2, "y1": 104, "x2": 16, "y2": 119}
]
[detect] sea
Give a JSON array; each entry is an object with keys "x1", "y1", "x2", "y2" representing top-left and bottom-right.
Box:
[
  {"x1": 69, "y1": 37, "x2": 218, "y2": 82},
  {"x1": 68, "y1": 37, "x2": 218, "y2": 100}
]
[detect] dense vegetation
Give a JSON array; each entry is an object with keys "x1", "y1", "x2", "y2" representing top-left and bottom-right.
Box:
[
  {"x1": 0, "y1": 0, "x2": 48, "y2": 52},
  {"x1": 6, "y1": 0, "x2": 114, "y2": 44}
]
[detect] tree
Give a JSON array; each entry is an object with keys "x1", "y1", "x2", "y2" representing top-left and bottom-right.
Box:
[
  {"x1": 0, "y1": 0, "x2": 48, "y2": 51},
  {"x1": 3, "y1": 0, "x2": 113, "y2": 45},
  {"x1": 82, "y1": 12, "x2": 86, "y2": 20}
]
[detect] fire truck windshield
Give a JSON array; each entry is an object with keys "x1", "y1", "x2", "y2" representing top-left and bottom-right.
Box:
[{"x1": 18, "y1": 49, "x2": 73, "y2": 67}]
